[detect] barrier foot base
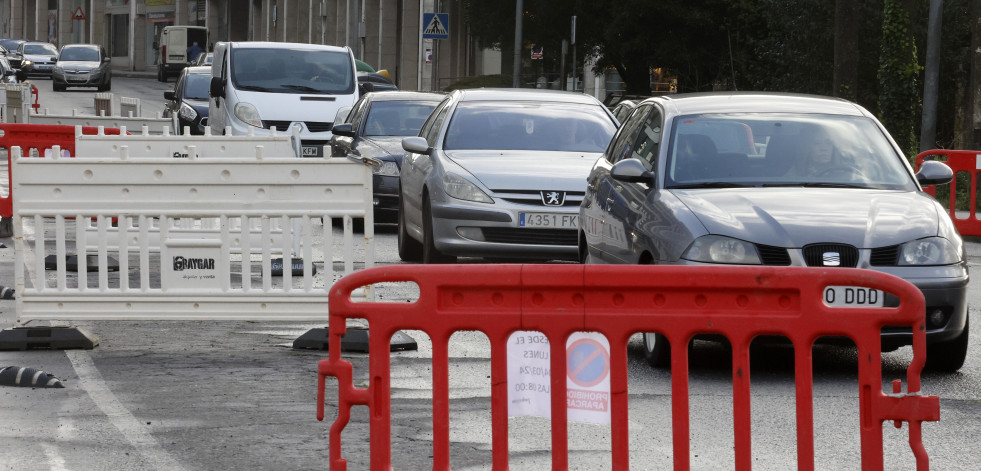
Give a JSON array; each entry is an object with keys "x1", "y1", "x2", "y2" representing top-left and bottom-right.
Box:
[
  {"x1": 44, "y1": 254, "x2": 119, "y2": 272},
  {"x1": 0, "y1": 218, "x2": 11, "y2": 238},
  {"x1": 292, "y1": 327, "x2": 417, "y2": 352},
  {"x1": 271, "y1": 258, "x2": 315, "y2": 277},
  {"x1": 0, "y1": 326, "x2": 99, "y2": 351}
]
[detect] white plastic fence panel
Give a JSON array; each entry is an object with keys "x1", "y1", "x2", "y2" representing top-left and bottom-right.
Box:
[
  {"x1": 73, "y1": 125, "x2": 300, "y2": 159},
  {"x1": 11, "y1": 146, "x2": 375, "y2": 322},
  {"x1": 30, "y1": 109, "x2": 172, "y2": 135},
  {"x1": 119, "y1": 97, "x2": 141, "y2": 117}
]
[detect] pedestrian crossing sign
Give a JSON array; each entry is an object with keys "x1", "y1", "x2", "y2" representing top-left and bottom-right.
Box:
[{"x1": 422, "y1": 13, "x2": 449, "y2": 40}]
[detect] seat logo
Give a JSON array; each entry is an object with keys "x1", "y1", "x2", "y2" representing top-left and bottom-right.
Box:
[
  {"x1": 822, "y1": 251, "x2": 841, "y2": 266},
  {"x1": 542, "y1": 191, "x2": 565, "y2": 206}
]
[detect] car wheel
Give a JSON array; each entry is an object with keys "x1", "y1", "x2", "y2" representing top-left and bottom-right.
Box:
[
  {"x1": 422, "y1": 196, "x2": 455, "y2": 264},
  {"x1": 924, "y1": 314, "x2": 969, "y2": 373},
  {"x1": 643, "y1": 332, "x2": 671, "y2": 368},
  {"x1": 157, "y1": 67, "x2": 165, "y2": 82},
  {"x1": 53, "y1": 81, "x2": 65, "y2": 92},
  {"x1": 397, "y1": 195, "x2": 423, "y2": 262}
]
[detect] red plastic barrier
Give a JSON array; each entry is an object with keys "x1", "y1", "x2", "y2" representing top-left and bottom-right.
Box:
[
  {"x1": 0, "y1": 124, "x2": 124, "y2": 219},
  {"x1": 317, "y1": 265, "x2": 940, "y2": 470},
  {"x1": 30, "y1": 85, "x2": 39, "y2": 114},
  {"x1": 915, "y1": 149, "x2": 981, "y2": 236}
]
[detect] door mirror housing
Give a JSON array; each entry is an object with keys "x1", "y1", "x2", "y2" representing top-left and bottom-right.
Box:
[
  {"x1": 402, "y1": 136, "x2": 431, "y2": 155},
  {"x1": 164, "y1": 91, "x2": 175, "y2": 101},
  {"x1": 331, "y1": 122, "x2": 355, "y2": 138},
  {"x1": 209, "y1": 76, "x2": 224, "y2": 99},
  {"x1": 610, "y1": 158, "x2": 656, "y2": 184},
  {"x1": 916, "y1": 160, "x2": 954, "y2": 187}
]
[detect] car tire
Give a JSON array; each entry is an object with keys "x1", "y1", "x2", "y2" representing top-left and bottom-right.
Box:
[
  {"x1": 52, "y1": 81, "x2": 65, "y2": 92},
  {"x1": 397, "y1": 195, "x2": 423, "y2": 262},
  {"x1": 924, "y1": 314, "x2": 969, "y2": 373},
  {"x1": 157, "y1": 67, "x2": 165, "y2": 82},
  {"x1": 422, "y1": 196, "x2": 455, "y2": 264},
  {"x1": 643, "y1": 332, "x2": 671, "y2": 368}
]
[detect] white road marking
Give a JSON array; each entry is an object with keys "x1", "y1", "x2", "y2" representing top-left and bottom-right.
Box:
[{"x1": 67, "y1": 350, "x2": 187, "y2": 471}]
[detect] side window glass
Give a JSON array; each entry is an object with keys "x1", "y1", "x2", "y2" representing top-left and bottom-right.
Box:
[
  {"x1": 629, "y1": 108, "x2": 663, "y2": 171},
  {"x1": 608, "y1": 104, "x2": 652, "y2": 164},
  {"x1": 419, "y1": 99, "x2": 449, "y2": 142},
  {"x1": 424, "y1": 101, "x2": 453, "y2": 146},
  {"x1": 348, "y1": 100, "x2": 368, "y2": 132}
]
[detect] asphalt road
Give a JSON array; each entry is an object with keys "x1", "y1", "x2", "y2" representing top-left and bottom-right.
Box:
[{"x1": 0, "y1": 76, "x2": 979, "y2": 470}]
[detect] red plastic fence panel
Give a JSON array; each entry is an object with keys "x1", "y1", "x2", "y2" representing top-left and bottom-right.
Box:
[
  {"x1": 316, "y1": 265, "x2": 940, "y2": 471},
  {"x1": 915, "y1": 149, "x2": 981, "y2": 236},
  {"x1": 0, "y1": 124, "x2": 124, "y2": 218}
]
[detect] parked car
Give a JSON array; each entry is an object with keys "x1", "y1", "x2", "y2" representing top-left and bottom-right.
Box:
[
  {"x1": 330, "y1": 91, "x2": 443, "y2": 224},
  {"x1": 579, "y1": 92, "x2": 969, "y2": 372},
  {"x1": 0, "y1": 55, "x2": 24, "y2": 83},
  {"x1": 399, "y1": 88, "x2": 618, "y2": 263},
  {"x1": 163, "y1": 66, "x2": 211, "y2": 135},
  {"x1": 610, "y1": 99, "x2": 637, "y2": 123},
  {"x1": 52, "y1": 44, "x2": 111, "y2": 92},
  {"x1": 17, "y1": 41, "x2": 58, "y2": 77},
  {"x1": 357, "y1": 71, "x2": 398, "y2": 94},
  {"x1": 191, "y1": 51, "x2": 213, "y2": 67},
  {"x1": 0, "y1": 38, "x2": 26, "y2": 68}
]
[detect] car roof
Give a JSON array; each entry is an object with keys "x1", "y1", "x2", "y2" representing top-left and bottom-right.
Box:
[
  {"x1": 366, "y1": 91, "x2": 443, "y2": 102},
  {"x1": 61, "y1": 44, "x2": 99, "y2": 50},
  {"x1": 227, "y1": 41, "x2": 349, "y2": 53},
  {"x1": 184, "y1": 66, "x2": 211, "y2": 74},
  {"x1": 453, "y1": 88, "x2": 604, "y2": 105},
  {"x1": 643, "y1": 92, "x2": 867, "y2": 117}
]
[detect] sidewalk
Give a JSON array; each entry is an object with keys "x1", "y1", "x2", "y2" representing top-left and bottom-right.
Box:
[{"x1": 110, "y1": 66, "x2": 158, "y2": 80}]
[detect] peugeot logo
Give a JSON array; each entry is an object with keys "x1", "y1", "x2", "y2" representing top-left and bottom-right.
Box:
[
  {"x1": 822, "y1": 251, "x2": 841, "y2": 266},
  {"x1": 542, "y1": 191, "x2": 565, "y2": 206}
]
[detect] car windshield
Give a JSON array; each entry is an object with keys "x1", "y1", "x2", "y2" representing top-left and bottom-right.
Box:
[
  {"x1": 183, "y1": 73, "x2": 211, "y2": 100},
  {"x1": 664, "y1": 113, "x2": 917, "y2": 191},
  {"x1": 443, "y1": 101, "x2": 617, "y2": 152},
  {"x1": 59, "y1": 47, "x2": 99, "y2": 62},
  {"x1": 230, "y1": 47, "x2": 354, "y2": 94},
  {"x1": 24, "y1": 43, "x2": 57, "y2": 55},
  {"x1": 363, "y1": 101, "x2": 438, "y2": 137}
]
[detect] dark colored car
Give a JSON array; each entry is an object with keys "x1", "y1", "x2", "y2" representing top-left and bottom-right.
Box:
[
  {"x1": 0, "y1": 38, "x2": 27, "y2": 68},
  {"x1": 52, "y1": 44, "x2": 112, "y2": 91},
  {"x1": 580, "y1": 92, "x2": 969, "y2": 372},
  {"x1": 17, "y1": 41, "x2": 58, "y2": 77},
  {"x1": 164, "y1": 66, "x2": 211, "y2": 135},
  {"x1": 0, "y1": 55, "x2": 25, "y2": 83},
  {"x1": 330, "y1": 91, "x2": 444, "y2": 224},
  {"x1": 357, "y1": 71, "x2": 398, "y2": 94}
]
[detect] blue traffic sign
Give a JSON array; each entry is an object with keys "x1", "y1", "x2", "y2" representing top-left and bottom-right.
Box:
[
  {"x1": 422, "y1": 13, "x2": 449, "y2": 40},
  {"x1": 566, "y1": 339, "x2": 609, "y2": 387}
]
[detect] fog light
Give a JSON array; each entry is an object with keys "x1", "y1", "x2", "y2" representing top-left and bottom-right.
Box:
[
  {"x1": 927, "y1": 308, "x2": 947, "y2": 329},
  {"x1": 456, "y1": 227, "x2": 485, "y2": 241}
]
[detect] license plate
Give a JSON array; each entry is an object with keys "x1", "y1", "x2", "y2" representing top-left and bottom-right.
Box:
[
  {"x1": 301, "y1": 145, "x2": 322, "y2": 157},
  {"x1": 519, "y1": 213, "x2": 578, "y2": 229},
  {"x1": 823, "y1": 286, "x2": 884, "y2": 307}
]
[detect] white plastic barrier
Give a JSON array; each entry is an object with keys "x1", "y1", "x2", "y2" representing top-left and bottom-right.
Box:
[
  {"x1": 72, "y1": 125, "x2": 300, "y2": 159},
  {"x1": 29, "y1": 108, "x2": 173, "y2": 135},
  {"x1": 119, "y1": 97, "x2": 141, "y2": 117},
  {"x1": 2, "y1": 84, "x2": 31, "y2": 124},
  {"x1": 11, "y1": 145, "x2": 375, "y2": 322}
]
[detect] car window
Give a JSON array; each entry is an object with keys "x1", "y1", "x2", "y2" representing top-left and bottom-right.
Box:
[
  {"x1": 346, "y1": 98, "x2": 369, "y2": 131},
  {"x1": 423, "y1": 99, "x2": 453, "y2": 146},
  {"x1": 607, "y1": 104, "x2": 652, "y2": 163},
  {"x1": 230, "y1": 47, "x2": 354, "y2": 95},
  {"x1": 183, "y1": 73, "x2": 210, "y2": 100},
  {"x1": 664, "y1": 113, "x2": 917, "y2": 190},
  {"x1": 442, "y1": 101, "x2": 616, "y2": 152},
  {"x1": 628, "y1": 107, "x2": 663, "y2": 171},
  {"x1": 24, "y1": 43, "x2": 57, "y2": 55},
  {"x1": 60, "y1": 47, "x2": 99, "y2": 62},
  {"x1": 363, "y1": 101, "x2": 439, "y2": 137}
]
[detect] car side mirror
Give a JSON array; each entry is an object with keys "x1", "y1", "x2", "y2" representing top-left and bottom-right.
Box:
[
  {"x1": 916, "y1": 160, "x2": 954, "y2": 187},
  {"x1": 209, "y1": 76, "x2": 224, "y2": 99},
  {"x1": 103, "y1": 57, "x2": 111, "y2": 63},
  {"x1": 331, "y1": 123, "x2": 355, "y2": 138},
  {"x1": 164, "y1": 91, "x2": 175, "y2": 100},
  {"x1": 610, "y1": 158, "x2": 656, "y2": 184},
  {"x1": 50, "y1": 56, "x2": 57, "y2": 62},
  {"x1": 402, "y1": 136, "x2": 431, "y2": 155},
  {"x1": 359, "y1": 82, "x2": 375, "y2": 95}
]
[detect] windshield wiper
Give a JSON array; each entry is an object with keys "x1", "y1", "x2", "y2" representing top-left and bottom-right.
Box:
[
  {"x1": 763, "y1": 182, "x2": 869, "y2": 189},
  {"x1": 281, "y1": 84, "x2": 321, "y2": 92},
  {"x1": 670, "y1": 182, "x2": 752, "y2": 189},
  {"x1": 236, "y1": 85, "x2": 273, "y2": 92}
]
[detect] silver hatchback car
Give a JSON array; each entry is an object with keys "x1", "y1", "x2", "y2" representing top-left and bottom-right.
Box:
[
  {"x1": 399, "y1": 88, "x2": 618, "y2": 263},
  {"x1": 580, "y1": 92, "x2": 969, "y2": 372}
]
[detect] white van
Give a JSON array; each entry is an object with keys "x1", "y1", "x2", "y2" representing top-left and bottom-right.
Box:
[
  {"x1": 155, "y1": 25, "x2": 208, "y2": 82},
  {"x1": 208, "y1": 41, "x2": 359, "y2": 157}
]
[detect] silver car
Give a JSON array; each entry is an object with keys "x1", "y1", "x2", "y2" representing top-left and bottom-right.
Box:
[
  {"x1": 399, "y1": 88, "x2": 618, "y2": 263},
  {"x1": 580, "y1": 92, "x2": 969, "y2": 372},
  {"x1": 52, "y1": 44, "x2": 111, "y2": 92}
]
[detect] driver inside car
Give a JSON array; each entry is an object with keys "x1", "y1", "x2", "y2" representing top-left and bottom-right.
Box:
[{"x1": 785, "y1": 127, "x2": 847, "y2": 178}]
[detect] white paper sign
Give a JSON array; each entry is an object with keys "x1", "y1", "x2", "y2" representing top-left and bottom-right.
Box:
[{"x1": 507, "y1": 330, "x2": 611, "y2": 424}]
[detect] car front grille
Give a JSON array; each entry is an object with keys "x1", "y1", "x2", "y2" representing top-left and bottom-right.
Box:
[
  {"x1": 493, "y1": 189, "x2": 585, "y2": 207},
  {"x1": 870, "y1": 245, "x2": 900, "y2": 266},
  {"x1": 756, "y1": 244, "x2": 791, "y2": 266},
  {"x1": 480, "y1": 228, "x2": 577, "y2": 246},
  {"x1": 802, "y1": 243, "x2": 858, "y2": 267},
  {"x1": 262, "y1": 120, "x2": 333, "y2": 132}
]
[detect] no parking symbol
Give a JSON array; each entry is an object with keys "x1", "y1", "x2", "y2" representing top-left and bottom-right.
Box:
[{"x1": 565, "y1": 333, "x2": 611, "y2": 424}]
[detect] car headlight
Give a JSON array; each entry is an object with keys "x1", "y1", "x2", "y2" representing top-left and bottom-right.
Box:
[
  {"x1": 373, "y1": 161, "x2": 399, "y2": 176},
  {"x1": 21, "y1": 59, "x2": 32, "y2": 68},
  {"x1": 683, "y1": 235, "x2": 762, "y2": 264},
  {"x1": 178, "y1": 102, "x2": 198, "y2": 122},
  {"x1": 898, "y1": 237, "x2": 961, "y2": 265},
  {"x1": 442, "y1": 172, "x2": 493, "y2": 203},
  {"x1": 233, "y1": 102, "x2": 262, "y2": 128}
]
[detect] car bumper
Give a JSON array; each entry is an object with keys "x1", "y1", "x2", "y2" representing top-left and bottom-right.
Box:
[
  {"x1": 55, "y1": 70, "x2": 106, "y2": 87},
  {"x1": 223, "y1": 120, "x2": 329, "y2": 156},
  {"x1": 373, "y1": 174, "x2": 399, "y2": 224},
  {"x1": 430, "y1": 197, "x2": 579, "y2": 261}
]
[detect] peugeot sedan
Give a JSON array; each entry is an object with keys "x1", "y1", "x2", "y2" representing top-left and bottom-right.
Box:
[
  {"x1": 579, "y1": 92, "x2": 969, "y2": 372},
  {"x1": 330, "y1": 91, "x2": 443, "y2": 224},
  {"x1": 399, "y1": 88, "x2": 618, "y2": 263},
  {"x1": 52, "y1": 44, "x2": 111, "y2": 91}
]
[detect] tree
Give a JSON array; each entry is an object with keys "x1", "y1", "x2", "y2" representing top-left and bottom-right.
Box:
[{"x1": 878, "y1": 0, "x2": 921, "y2": 155}]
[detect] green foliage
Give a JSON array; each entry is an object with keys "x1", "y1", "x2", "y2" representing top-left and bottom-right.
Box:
[{"x1": 877, "y1": 0, "x2": 921, "y2": 157}]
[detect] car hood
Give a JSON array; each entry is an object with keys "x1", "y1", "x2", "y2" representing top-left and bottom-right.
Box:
[
  {"x1": 57, "y1": 61, "x2": 99, "y2": 71},
  {"x1": 233, "y1": 89, "x2": 357, "y2": 123},
  {"x1": 444, "y1": 150, "x2": 601, "y2": 191},
  {"x1": 360, "y1": 136, "x2": 407, "y2": 161},
  {"x1": 24, "y1": 54, "x2": 55, "y2": 62},
  {"x1": 671, "y1": 188, "x2": 940, "y2": 248}
]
